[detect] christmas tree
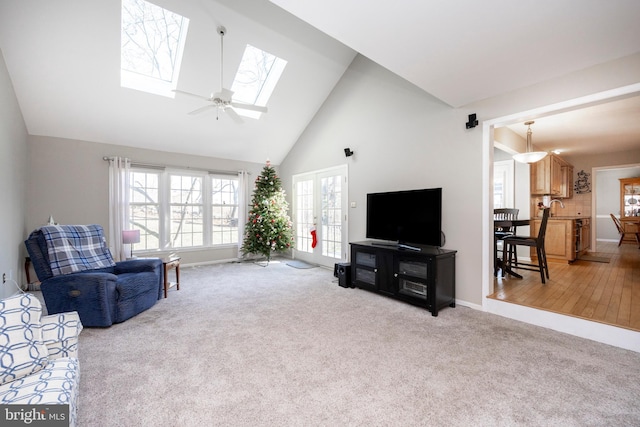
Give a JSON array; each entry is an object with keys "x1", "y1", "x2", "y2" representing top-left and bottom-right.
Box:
[{"x1": 242, "y1": 160, "x2": 294, "y2": 261}]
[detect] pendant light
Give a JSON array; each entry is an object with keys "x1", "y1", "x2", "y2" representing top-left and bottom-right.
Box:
[{"x1": 513, "y1": 120, "x2": 548, "y2": 164}]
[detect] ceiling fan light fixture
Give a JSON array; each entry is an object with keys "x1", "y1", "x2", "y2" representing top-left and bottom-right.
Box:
[{"x1": 513, "y1": 120, "x2": 548, "y2": 164}]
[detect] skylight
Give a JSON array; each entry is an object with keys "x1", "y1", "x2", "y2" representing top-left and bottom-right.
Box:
[
  {"x1": 121, "y1": 0, "x2": 189, "y2": 97},
  {"x1": 231, "y1": 45, "x2": 287, "y2": 119}
]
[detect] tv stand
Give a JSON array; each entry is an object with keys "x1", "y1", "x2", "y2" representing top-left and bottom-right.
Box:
[{"x1": 350, "y1": 241, "x2": 456, "y2": 316}]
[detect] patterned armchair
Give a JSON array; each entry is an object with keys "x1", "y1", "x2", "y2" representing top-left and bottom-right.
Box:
[
  {"x1": 25, "y1": 224, "x2": 163, "y2": 327},
  {"x1": 0, "y1": 293, "x2": 82, "y2": 427}
]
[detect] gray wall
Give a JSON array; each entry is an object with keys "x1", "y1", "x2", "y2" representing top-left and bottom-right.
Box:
[
  {"x1": 280, "y1": 55, "x2": 481, "y2": 304},
  {"x1": 0, "y1": 50, "x2": 28, "y2": 298},
  {"x1": 280, "y1": 52, "x2": 640, "y2": 308},
  {"x1": 26, "y1": 136, "x2": 266, "y2": 266}
]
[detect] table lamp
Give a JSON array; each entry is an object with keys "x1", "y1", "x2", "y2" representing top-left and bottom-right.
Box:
[{"x1": 122, "y1": 229, "x2": 140, "y2": 260}]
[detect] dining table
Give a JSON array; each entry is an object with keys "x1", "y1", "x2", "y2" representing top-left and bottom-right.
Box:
[{"x1": 494, "y1": 218, "x2": 531, "y2": 277}]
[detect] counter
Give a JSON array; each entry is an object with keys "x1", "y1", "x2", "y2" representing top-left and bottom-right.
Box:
[{"x1": 530, "y1": 217, "x2": 590, "y2": 263}]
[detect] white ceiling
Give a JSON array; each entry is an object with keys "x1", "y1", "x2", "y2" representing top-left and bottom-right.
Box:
[
  {"x1": 503, "y1": 95, "x2": 640, "y2": 157},
  {"x1": 1, "y1": 0, "x2": 639, "y2": 163},
  {"x1": 0, "y1": 0, "x2": 356, "y2": 164}
]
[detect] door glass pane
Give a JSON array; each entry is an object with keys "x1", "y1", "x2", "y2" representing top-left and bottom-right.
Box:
[
  {"x1": 295, "y1": 180, "x2": 314, "y2": 253},
  {"x1": 321, "y1": 175, "x2": 342, "y2": 259}
]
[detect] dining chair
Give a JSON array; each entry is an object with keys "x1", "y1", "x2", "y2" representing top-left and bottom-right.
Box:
[
  {"x1": 502, "y1": 208, "x2": 550, "y2": 284},
  {"x1": 610, "y1": 213, "x2": 640, "y2": 248},
  {"x1": 494, "y1": 208, "x2": 519, "y2": 276}
]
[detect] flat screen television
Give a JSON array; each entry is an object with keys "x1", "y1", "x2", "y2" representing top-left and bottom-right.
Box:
[{"x1": 366, "y1": 188, "x2": 442, "y2": 248}]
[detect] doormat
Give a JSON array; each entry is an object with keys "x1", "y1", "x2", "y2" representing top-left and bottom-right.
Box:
[
  {"x1": 286, "y1": 260, "x2": 316, "y2": 269},
  {"x1": 576, "y1": 255, "x2": 610, "y2": 263}
]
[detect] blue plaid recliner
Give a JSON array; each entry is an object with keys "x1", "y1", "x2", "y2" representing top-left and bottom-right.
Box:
[{"x1": 25, "y1": 225, "x2": 163, "y2": 327}]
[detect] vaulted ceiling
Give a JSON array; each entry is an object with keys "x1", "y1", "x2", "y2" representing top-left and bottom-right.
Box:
[{"x1": 1, "y1": 0, "x2": 639, "y2": 164}]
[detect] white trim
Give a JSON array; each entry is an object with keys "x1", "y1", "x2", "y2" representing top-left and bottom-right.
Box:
[
  {"x1": 485, "y1": 299, "x2": 640, "y2": 353},
  {"x1": 292, "y1": 165, "x2": 349, "y2": 267},
  {"x1": 454, "y1": 300, "x2": 483, "y2": 312},
  {"x1": 180, "y1": 258, "x2": 241, "y2": 268}
]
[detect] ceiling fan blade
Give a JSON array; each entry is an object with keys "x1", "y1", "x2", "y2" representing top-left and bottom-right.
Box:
[
  {"x1": 188, "y1": 105, "x2": 216, "y2": 115},
  {"x1": 173, "y1": 89, "x2": 211, "y2": 101},
  {"x1": 230, "y1": 102, "x2": 268, "y2": 113},
  {"x1": 226, "y1": 107, "x2": 244, "y2": 124}
]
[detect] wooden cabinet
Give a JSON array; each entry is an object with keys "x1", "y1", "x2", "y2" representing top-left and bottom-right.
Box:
[
  {"x1": 531, "y1": 217, "x2": 589, "y2": 263},
  {"x1": 619, "y1": 177, "x2": 640, "y2": 241},
  {"x1": 350, "y1": 241, "x2": 456, "y2": 316},
  {"x1": 530, "y1": 154, "x2": 573, "y2": 198},
  {"x1": 532, "y1": 219, "x2": 574, "y2": 262},
  {"x1": 560, "y1": 164, "x2": 573, "y2": 198},
  {"x1": 620, "y1": 177, "x2": 640, "y2": 219}
]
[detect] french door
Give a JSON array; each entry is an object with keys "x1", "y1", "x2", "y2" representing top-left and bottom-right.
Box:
[{"x1": 292, "y1": 165, "x2": 348, "y2": 267}]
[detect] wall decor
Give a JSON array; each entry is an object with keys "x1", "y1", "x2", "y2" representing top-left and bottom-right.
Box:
[{"x1": 574, "y1": 169, "x2": 591, "y2": 194}]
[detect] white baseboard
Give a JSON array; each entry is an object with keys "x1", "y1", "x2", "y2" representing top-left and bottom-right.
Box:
[
  {"x1": 181, "y1": 258, "x2": 241, "y2": 268},
  {"x1": 484, "y1": 298, "x2": 640, "y2": 353}
]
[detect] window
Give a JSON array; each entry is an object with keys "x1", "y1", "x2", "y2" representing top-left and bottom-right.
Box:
[
  {"x1": 128, "y1": 168, "x2": 239, "y2": 251},
  {"x1": 120, "y1": 0, "x2": 189, "y2": 97},
  {"x1": 170, "y1": 174, "x2": 203, "y2": 248},
  {"x1": 230, "y1": 45, "x2": 287, "y2": 119},
  {"x1": 494, "y1": 160, "x2": 515, "y2": 209},
  {"x1": 211, "y1": 177, "x2": 239, "y2": 245},
  {"x1": 130, "y1": 170, "x2": 161, "y2": 250}
]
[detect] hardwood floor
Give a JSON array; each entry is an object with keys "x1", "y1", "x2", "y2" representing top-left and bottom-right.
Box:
[{"x1": 489, "y1": 241, "x2": 640, "y2": 332}]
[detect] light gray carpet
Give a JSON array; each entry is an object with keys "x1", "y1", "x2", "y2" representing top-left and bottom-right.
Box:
[{"x1": 76, "y1": 260, "x2": 640, "y2": 426}]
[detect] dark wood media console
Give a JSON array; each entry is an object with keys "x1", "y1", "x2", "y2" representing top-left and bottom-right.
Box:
[{"x1": 350, "y1": 241, "x2": 456, "y2": 316}]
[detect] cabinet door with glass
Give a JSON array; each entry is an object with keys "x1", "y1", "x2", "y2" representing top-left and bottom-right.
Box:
[{"x1": 620, "y1": 177, "x2": 640, "y2": 219}]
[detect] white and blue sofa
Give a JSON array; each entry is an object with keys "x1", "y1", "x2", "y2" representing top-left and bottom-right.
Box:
[{"x1": 0, "y1": 293, "x2": 82, "y2": 427}]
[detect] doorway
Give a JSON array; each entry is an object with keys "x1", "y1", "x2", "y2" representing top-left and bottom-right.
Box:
[
  {"x1": 292, "y1": 165, "x2": 348, "y2": 268},
  {"x1": 482, "y1": 83, "x2": 640, "y2": 351}
]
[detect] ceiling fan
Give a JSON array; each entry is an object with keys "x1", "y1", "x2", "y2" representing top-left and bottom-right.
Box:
[{"x1": 173, "y1": 26, "x2": 268, "y2": 123}]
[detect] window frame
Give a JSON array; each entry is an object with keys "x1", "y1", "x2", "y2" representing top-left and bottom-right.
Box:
[
  {"x1": 120, "y1": 0, "x2": 190, "y2": 97},
  {"x1": 128, "y1": 167, "x2": 240, "y2": 252}
]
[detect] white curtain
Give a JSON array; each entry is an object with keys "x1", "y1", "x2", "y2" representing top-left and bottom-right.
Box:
[
  {"x1": 108, "y1": 157, "x2": 131, "y2": 261},
  {"x1": 237, "y1": 170, "x2": 249, "y2": 258}
]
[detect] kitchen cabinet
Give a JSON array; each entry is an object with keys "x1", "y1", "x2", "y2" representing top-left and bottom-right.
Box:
[
  {"x1": 560, "y1": 164, "x2": 573, "y2": 198},
  {"x1": 530, "y1": 154, "x2": 573, "y2": 198},
  {"x1": 531, "y1": 217, "x2": 589, "y2": 263}
]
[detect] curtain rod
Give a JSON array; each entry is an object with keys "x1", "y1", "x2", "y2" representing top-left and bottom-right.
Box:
[{"x1": 102, "y1": 156, "x2": 248, "y2": 176}]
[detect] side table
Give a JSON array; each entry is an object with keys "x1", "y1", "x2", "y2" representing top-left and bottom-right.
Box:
[{"x1": 161, "y1": 256, "x2": 181, "y2": 298}]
